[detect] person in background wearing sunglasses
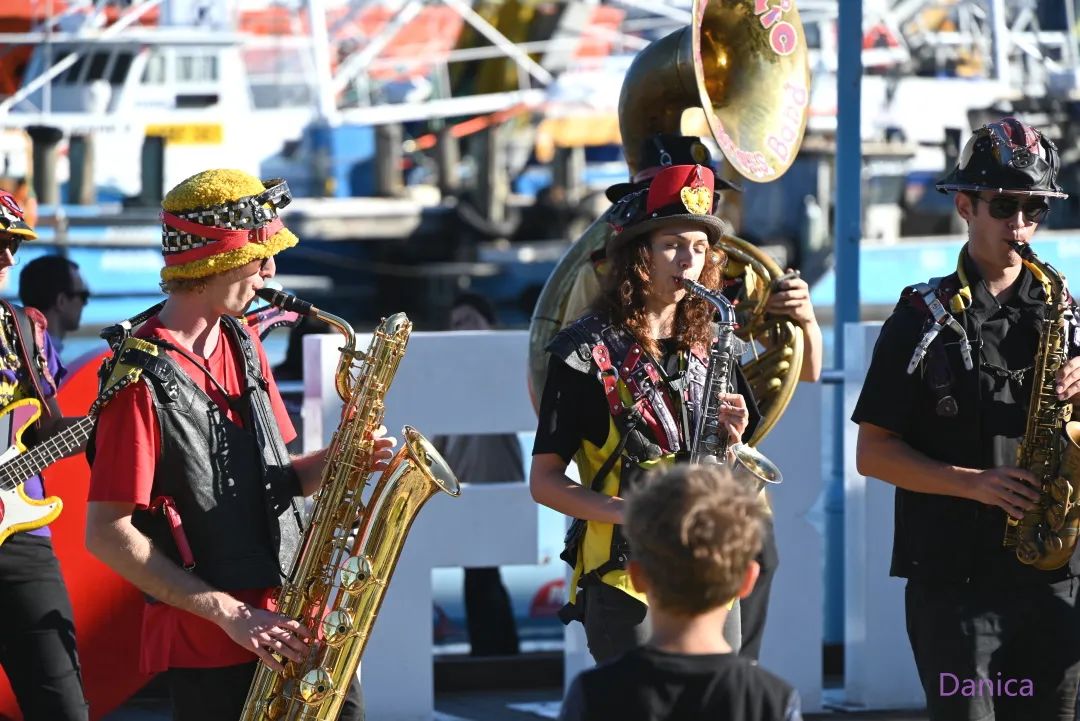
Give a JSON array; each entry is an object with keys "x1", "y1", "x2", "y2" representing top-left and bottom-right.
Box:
[
  {"x1": 853, "y1": 117, "x2": 1080, "y2": 721},
  {"x1": 19, "y1": 255, "x2": 91, "y2": 355},
  {"x1": 0, "y1": 190, "x2": 89, "y2": 720}
]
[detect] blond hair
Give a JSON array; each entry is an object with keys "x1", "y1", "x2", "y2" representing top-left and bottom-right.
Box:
[{"x1": 624, "y1": 464, "x2": 764, "y2": 615}]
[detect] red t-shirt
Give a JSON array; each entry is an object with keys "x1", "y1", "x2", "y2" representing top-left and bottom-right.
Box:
[{"x1": 88, "y1": 316, "x2": 297, "y2": 673}]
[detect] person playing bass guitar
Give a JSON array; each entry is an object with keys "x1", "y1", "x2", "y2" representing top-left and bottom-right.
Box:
[{"x1": 0, "y1": 190, "x2": 90, "y2": 720}]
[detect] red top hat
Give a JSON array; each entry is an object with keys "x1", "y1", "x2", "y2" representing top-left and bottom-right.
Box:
[{"x1": 607, "y1": 164, "x2": 729, "y2": 252}]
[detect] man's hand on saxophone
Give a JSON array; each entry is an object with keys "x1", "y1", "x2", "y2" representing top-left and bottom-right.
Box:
[
  {"x1": 291, "y1": 424, "x2": 398, "y2": 496},
  {"x1": 218, "y1": 601, "x2": 314, "y2": 674}
]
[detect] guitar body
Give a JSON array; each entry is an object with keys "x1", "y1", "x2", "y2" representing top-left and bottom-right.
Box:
[{"x1": 0, "y1": 397, "x2": 62, "y2": 545}]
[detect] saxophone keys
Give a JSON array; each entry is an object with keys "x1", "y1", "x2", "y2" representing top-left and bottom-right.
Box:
[
  {"x1": 1050, "y1": 477, "x2": 1072, "y2": 504},
  {"x1": 1047, "y1": 533, "x2": 1066, "y2": 553},
  {"x1": 298, "y1": 668, "x2": 334, "y2": 704},
  {"x1": 322, "y1": 610, "x2": 354, "y2": 647},
  {"x1": 339, "y1": 555, "x2": 374, "y2": 593},
  {"x1": 1016, "y1": 540, "x2": 1040, "y2": 565},
  {"x1": 263, "y1": 694, "x2": 287, "y2": 720},
  {"x1": 1046, "y1": 504, "x2": 1066, "y2": 531}
]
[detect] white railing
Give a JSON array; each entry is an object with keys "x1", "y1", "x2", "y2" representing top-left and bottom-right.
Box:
[
  {"x1": 303, "y1": 329, "x2": 834, "y2": 719},
  {"x1": 842, "y1": 322, "x2": 925, "y2": 710}
]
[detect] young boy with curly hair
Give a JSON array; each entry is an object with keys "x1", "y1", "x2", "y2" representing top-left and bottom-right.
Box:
[{"x1": 558, "y1": 465, "x2": 802, "y2": 721}]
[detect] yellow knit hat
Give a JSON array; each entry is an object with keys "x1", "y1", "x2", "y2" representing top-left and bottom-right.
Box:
[{"x1": 160, "y1": 169, "x2": 298, "y2": 282}]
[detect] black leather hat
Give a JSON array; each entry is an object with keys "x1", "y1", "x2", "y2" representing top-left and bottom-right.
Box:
[{"x1": 936, "y1": 117, "x2": 1067, "y2": 198}]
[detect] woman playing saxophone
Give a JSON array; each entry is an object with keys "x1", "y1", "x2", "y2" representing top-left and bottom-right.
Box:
[{"x1": 530, "y1": 162, "x2": 759, "y2": 662}]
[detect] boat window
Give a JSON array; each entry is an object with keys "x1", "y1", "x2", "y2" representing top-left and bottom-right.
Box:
[
  {"x1": 109, "y1": 52, "x2": 134, "y2": 85},
  {"x1": 176, "y1": 54, "x2": 218, "y2": 83},
  {"x1": 86, "y1": 52, "x2": 110, "y2": 82},
  {"x1": 142, "y1": 52, "x2": 166, "y2": 84}
]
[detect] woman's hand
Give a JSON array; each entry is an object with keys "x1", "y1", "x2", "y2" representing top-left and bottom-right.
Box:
[{"x1": 715, "y1": 392, "x2": 749, "y2": 444}]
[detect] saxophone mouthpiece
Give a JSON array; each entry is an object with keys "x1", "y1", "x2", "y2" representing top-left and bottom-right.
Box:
[
  {"x1": 1007, "y1": 240, "x2": 1034, "y2": 261},
  {"x1": 256, "y1": 287, "x2": 315, "y2": 316}
]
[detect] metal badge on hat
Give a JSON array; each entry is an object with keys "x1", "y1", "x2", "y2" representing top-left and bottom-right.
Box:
[{"x1": 679, "y1": 166, "x2": 712, "y2": 215}]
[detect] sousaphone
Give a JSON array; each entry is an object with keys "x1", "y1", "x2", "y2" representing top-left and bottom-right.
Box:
[{"x1": 528, "y1": 0, "x2": 811, "y2": 445}]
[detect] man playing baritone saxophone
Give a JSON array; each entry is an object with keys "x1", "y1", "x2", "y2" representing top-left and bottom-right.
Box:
[
  {"x1": 853, "y1": 118, "x2": 1080, "y2": 721},
  {"x1": 84, "y1": 170, "x2": 395, "y2": 721},
  {"x1": 531, "y1": 162, "x2": 758, "y2": 664}
]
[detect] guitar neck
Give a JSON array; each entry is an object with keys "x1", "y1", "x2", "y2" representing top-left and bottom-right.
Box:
[{"x1": 0, "y1": 416, "x2": 95, "y2": 491}]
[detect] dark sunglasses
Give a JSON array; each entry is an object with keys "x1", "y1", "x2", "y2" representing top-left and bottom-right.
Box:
[
  {"x1": 975, "y1": 195, "x2": 1051, "y2": 223},
  {"x1": 66, "y1": 289, "x2": 90, "y2": 303}
]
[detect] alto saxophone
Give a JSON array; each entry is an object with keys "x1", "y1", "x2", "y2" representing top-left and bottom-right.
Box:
[
  {"x1": 1004, "y1": 242, "x2": 1080, "y2": 570},
  {"x1": 241, "y1": 289, "x2": 460, "y2": 721},
  {"x1": 681, "y1": 278, "x2": 783, "y2": 492}
]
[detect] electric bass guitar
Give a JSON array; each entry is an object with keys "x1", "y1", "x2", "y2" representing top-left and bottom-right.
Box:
[{"x1": 0, "y1": 397, "x2": 94, "y2": 546}]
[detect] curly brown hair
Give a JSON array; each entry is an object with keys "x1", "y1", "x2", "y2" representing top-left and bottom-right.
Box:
[
  {"x1": 593, "y1": 229, "x2": 725, "y2": 358},
  {"x1": 625, "y1": 464, "x2": 764, "y2": 616}
]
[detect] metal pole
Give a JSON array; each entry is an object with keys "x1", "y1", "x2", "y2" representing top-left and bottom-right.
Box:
[
  {"x1": 836, "y1": 2, "x2": 863, "y2": 362},
  {"x1": 306, "y1": 0, "x2": 338, "y2": 123},
  {"x1": 830, "y1": 0, "x2": 863, "y2": 656},
  {"x1": 1064, "y1": 0, "x2": 1079, "y2": 72},
  {"x1": 989, "y1": 0, "x2": 1010, "y2": 84},
  {"x1": 441, "y1": 0, "x2": 554, "y2": 86}
]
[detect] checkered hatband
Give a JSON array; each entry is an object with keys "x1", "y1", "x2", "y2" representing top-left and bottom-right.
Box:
[{"x1": 161, "y1": 194, "x2": 282, "y2": 257}]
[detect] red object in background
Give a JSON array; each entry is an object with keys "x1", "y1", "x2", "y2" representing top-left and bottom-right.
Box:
[
  {"x1": 529, "y1": 578, "x2": 566, "y2": 619},
  {"x1": 0, "y1": 350, "x2": 154, "y2": 721}
]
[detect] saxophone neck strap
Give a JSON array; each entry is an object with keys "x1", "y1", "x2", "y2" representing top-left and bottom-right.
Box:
[{"x1": 904, "y1": 280, "x2": 974, "y2": 375}]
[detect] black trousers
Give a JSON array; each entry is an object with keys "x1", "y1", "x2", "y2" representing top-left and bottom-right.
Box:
[
  {"x1": 464, "y1": 567, "x2": 519, "y2": 656},
  {"x1": 580, "y1": 584, "x2": 650, "y2": 665},
  {"x1": 906, "y1": 577, "x2": 1080, "y2": 721},
  {"x1": 168, "y1": 661, "x2": 365, "y2": 721},
  {"x1": 740, "y1": 516, "x2": 779, "y2": 662},
  {"x1": 0, "y1": 534, "x2": 88, "y2": 721}
]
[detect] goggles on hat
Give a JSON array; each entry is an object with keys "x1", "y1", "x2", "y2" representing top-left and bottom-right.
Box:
[
  {"x1": 161, "y1": 178, "x2": 292, "y2": 247},
  {"x1": 975, "y1": 194, "x2": 1050, "y2": 223}
]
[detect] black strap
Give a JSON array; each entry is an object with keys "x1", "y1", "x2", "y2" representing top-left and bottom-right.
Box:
[
  {"x1": 99, "y1": 301, "x2": 167, "y2": 350},
  {"x1": 587, "y1": 411, "x2": 643, "y2": 492},
  {"x1": 0, "y1": 300, "x2": 53, "y2": 421}
]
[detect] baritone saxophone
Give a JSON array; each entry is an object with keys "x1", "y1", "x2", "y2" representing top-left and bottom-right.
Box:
[{"x1": 240, "y1": 288, "x2": 460, "y2": 721}]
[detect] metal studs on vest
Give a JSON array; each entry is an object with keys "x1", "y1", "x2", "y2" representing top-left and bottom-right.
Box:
[{"x1": 936, "y1": 396, "x2": 959, "y2": 417}]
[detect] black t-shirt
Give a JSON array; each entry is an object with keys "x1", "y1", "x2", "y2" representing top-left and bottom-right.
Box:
[
  {"x1": 533, "y1": 339, "x2": 759, "y2": 464},
  {"x1": 852, "y1": 252, "x2": 1042, "y2": 468},
  {"x1": 558, "y1": 647, "x2": 801, "y2": 721},
  {"x1": 851, "y1": 250, "x2": 1075, "y2": 583}
]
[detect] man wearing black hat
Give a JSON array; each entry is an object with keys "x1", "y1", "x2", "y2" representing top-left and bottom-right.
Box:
[
  {"x1": 530, "y1": 161, "x2": 760, "y2": 663},
  {"x1": 853, "y1": 117, "x2": 1080, "y2": 720}
]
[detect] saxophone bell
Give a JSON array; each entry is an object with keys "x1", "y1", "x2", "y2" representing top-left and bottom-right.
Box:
[{"x1": 728, "y1": 442, "x2": 783, "y2": 492}]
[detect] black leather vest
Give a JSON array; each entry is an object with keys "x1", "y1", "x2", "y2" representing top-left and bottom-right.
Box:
[
  {"x1": 546, "y1": 312, "x2": 709, "y2": 461},
  {"x1": 110, "y1": 316, "x2": 304, "y2": 591}
]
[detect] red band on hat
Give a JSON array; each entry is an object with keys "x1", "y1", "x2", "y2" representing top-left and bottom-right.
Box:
[
  {"x1": 644, "y1": 165, "x2": 715, "y2": 215},
  {"x1": 161, "y1": 212, "x2": 282, "y2": 267}
]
